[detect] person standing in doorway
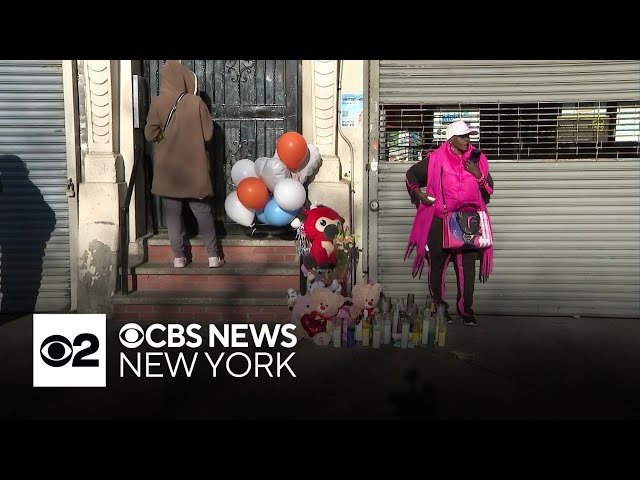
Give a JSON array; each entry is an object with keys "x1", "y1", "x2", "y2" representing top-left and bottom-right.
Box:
[
  {"x1": 405, "y1": 120, "x2": 494, "y2": 326},
  {"x1": 144, "y1": 60, "x2": 222, "y2": 268}
]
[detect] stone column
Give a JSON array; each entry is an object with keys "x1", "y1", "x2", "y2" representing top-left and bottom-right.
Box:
[
  {"x1": 302, "y1": 60, "x2": 352, "y2": 228},
  {"x1": 77, "y1": 60, "x2": 125, "y2": 315}
]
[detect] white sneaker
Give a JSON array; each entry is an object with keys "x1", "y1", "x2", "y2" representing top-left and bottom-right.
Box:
[
  {"x1": 208, "y1": 256, "x2": 224, "y2": 268},
  {"x1": 173, "y1": 257, "x2": 187, "y2": 268}
]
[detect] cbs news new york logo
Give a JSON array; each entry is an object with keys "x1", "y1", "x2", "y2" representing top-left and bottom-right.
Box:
[{"x1": 33, "y1": 314, "x2": 106, "y2": 387}]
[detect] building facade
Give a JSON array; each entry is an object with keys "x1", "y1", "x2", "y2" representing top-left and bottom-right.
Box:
[{"x1": 0, "y1": 60, "x2": 638, "y2": 318}]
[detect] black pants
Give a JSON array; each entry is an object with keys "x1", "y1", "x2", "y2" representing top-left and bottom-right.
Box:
[{"x1": 427, "y1": 217, "x2": 476, "y2": 318}]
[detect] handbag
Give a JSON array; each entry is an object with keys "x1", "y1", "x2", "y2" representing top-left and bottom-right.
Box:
[{"x1": 440, "y1": 165, "x2": 494, "y2": 250}]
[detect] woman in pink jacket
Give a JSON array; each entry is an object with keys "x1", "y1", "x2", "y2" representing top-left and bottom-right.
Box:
[{"x1": 405, "y1": 120, "x2": 494, "y2": 326}]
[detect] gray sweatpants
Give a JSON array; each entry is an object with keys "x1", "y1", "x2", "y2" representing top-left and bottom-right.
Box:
[{"x1": 162, "y1": 197, "x2": 218, "y2": 258}]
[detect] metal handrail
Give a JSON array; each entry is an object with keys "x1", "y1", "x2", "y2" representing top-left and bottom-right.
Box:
[{"x1": 119, "y1": 154, "x2": 140, "y2": 295}]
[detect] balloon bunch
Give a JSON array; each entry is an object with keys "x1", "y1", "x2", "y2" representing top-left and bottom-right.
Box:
[{"x1": 224, "y1": 131, "x2": 322, "y2": 228}]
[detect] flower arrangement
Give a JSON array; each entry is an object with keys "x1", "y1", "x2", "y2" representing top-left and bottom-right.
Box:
[
  {"x1": 312, "y1": 225, "x2": 357, "y2": 295},
  {"x1": 333, "y1": 225, "x2": 356, "y2": 277}
]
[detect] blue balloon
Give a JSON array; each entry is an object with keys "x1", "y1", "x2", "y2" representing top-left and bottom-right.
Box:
[
  {"x1": 264, "y1": 199, "x2": 298, "y2": 226},
  {"x1": 256, "y1": 208, "x2": 270, "y2": 225}
]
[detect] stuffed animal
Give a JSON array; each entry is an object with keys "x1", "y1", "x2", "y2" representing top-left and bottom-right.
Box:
[
  {"x1": 302, "y1": 267, "x2": 323, "y2": 294},
  {"x1": 286, "y1": 288, "x2": 298, "y2": 311},
  {"x1": 301, "y1": 287, "x2": 349, "y2": 346},
  {"x1": 350, "y1": 282, "x2": 383, "y2": 324},
  {"x1": 328, "y1": 279, "x2": 342, "y2": 295},
  {"x1": 301, "y1": 264, "x2": 342, "y2": 295},
  {"x1": 292, "y1": 204, "x2": 345, "y2": 270},
  {"x1": 286, "y1": 293, "x2": 312, "y2": 342}
]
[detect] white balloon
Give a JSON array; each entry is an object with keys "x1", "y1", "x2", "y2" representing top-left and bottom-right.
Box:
[
  {"x1": 231, "y1": 159, "x2": 258, "y2": 186},
  {"x1": 274, "y1": 178, "x2": 307, "y2": 211},
  {"x1": 254, "y1": 156, "x2": 291, "y2": 191},
  {"x1": 292, "y1": 144, "x2": 322, "y2": 184},
  {"x1": 224, "y1": 190, "x2": 255, "y2": 227}
]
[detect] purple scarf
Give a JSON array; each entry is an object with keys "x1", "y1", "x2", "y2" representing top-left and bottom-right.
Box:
[{"x1": 404, "y1": 145, "x2": 494, "y2": 281}]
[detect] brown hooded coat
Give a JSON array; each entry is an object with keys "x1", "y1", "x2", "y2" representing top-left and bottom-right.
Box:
[{"x1": 144, "y1": 61, "x2": 214, "y2": 200}]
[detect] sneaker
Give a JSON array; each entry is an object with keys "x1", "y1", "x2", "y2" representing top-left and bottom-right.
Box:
[
  {"x1": 208, "y1": 256, "x2": 224, "y2": 268},
  {"x1": 173, "y1": 257, "x2": 187, "y2": 268},
  {"x1": 444, "y1": 311, "x2": 455, "y2": 324},
  {"x1": 462, "y1": 315, "x2": 477, "y2": 326}
]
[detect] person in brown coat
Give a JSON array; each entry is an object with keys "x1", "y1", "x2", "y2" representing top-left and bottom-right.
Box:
[{"x1": 144, "y1": 60, "x2": 222, "y2": 268}]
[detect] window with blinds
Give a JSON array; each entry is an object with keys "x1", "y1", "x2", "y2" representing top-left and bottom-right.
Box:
[{"x1": 379, "y1": 101, "x2": 640, "y2": 162}]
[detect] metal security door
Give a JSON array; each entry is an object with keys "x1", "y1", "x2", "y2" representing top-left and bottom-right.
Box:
[
  {"x1": 0, "y1": 60, "x2": 71, "y2": 313},
  {"x1": 369, "y1": 60, "x2": 640, "y2": 317},
  {"x1": 143, "y1": 60, "x2": 300, "y2": 234}
]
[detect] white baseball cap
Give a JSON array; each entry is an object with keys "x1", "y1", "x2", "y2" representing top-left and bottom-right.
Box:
[{"x1": 445, "y1": 120, "x2": 478, "y2": 140}]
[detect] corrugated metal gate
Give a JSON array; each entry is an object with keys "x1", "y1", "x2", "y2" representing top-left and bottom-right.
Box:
[
  {"x1": 377, "y1": 60, "x2": 640, "y2": 103},
  {"x1": 0, "y1": 60, "x2": 71, "y2": 313},
  {"x1": 369, "y1": 60, "x2": 640, "y2": 317}
]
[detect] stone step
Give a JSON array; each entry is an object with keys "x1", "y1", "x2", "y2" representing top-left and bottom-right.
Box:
[{"x1": 112, "y1": 291, "x2": 290, "y2": 322}]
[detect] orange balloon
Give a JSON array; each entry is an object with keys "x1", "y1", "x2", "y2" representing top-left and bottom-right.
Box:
[
  {"x1": 237, "y1": 177, "x2": 270, "y2": 210},
  {"x1": 276, "y1": 132, "x2": 308, "y2": 171}
]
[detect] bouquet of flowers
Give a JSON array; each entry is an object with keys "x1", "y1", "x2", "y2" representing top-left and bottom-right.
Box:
[
  {"x1": 334, "y1": 226, "x2": 355, "y2": 273},
  {"x1": 317, "y1": 225, "x2": 355, "y2": 294}
]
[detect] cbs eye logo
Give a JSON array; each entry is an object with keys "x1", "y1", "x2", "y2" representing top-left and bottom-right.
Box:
[
  {"x1": 119, "y1": 323, "x2": 145, "y2": 348},
  {"x1": 40, "y1": 333, "x2": 100, "y2": 368}
]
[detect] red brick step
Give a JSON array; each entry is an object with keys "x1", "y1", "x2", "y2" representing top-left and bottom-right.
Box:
[
  {"x1": 129, "y1": 262, "x2": 301, "y2": 293},
  {"x1": 146, "y1": 234, "x2": 298, "y2": 264},
  {"x1": 112, "y1": 291, "x2": 290, "y2": 323}
]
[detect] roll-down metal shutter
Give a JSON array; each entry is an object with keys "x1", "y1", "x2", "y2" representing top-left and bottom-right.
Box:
[
  {"x1": 376, "y1": 161, "x2": 639, "y2": 317},
  {"x1": 379, "y1": 60, "x2": 640, "y2": 103},
  {"x1": 372, "y1": 60, "x2": 640, "y2": 317},
  {"x1": 0, "y1": 60, "x2": 71, "y2": 313}
]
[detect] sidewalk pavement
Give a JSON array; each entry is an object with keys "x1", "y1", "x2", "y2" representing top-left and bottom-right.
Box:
[{"x1": 1, "y1": 313, "x2": 639, "y2": 420}]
